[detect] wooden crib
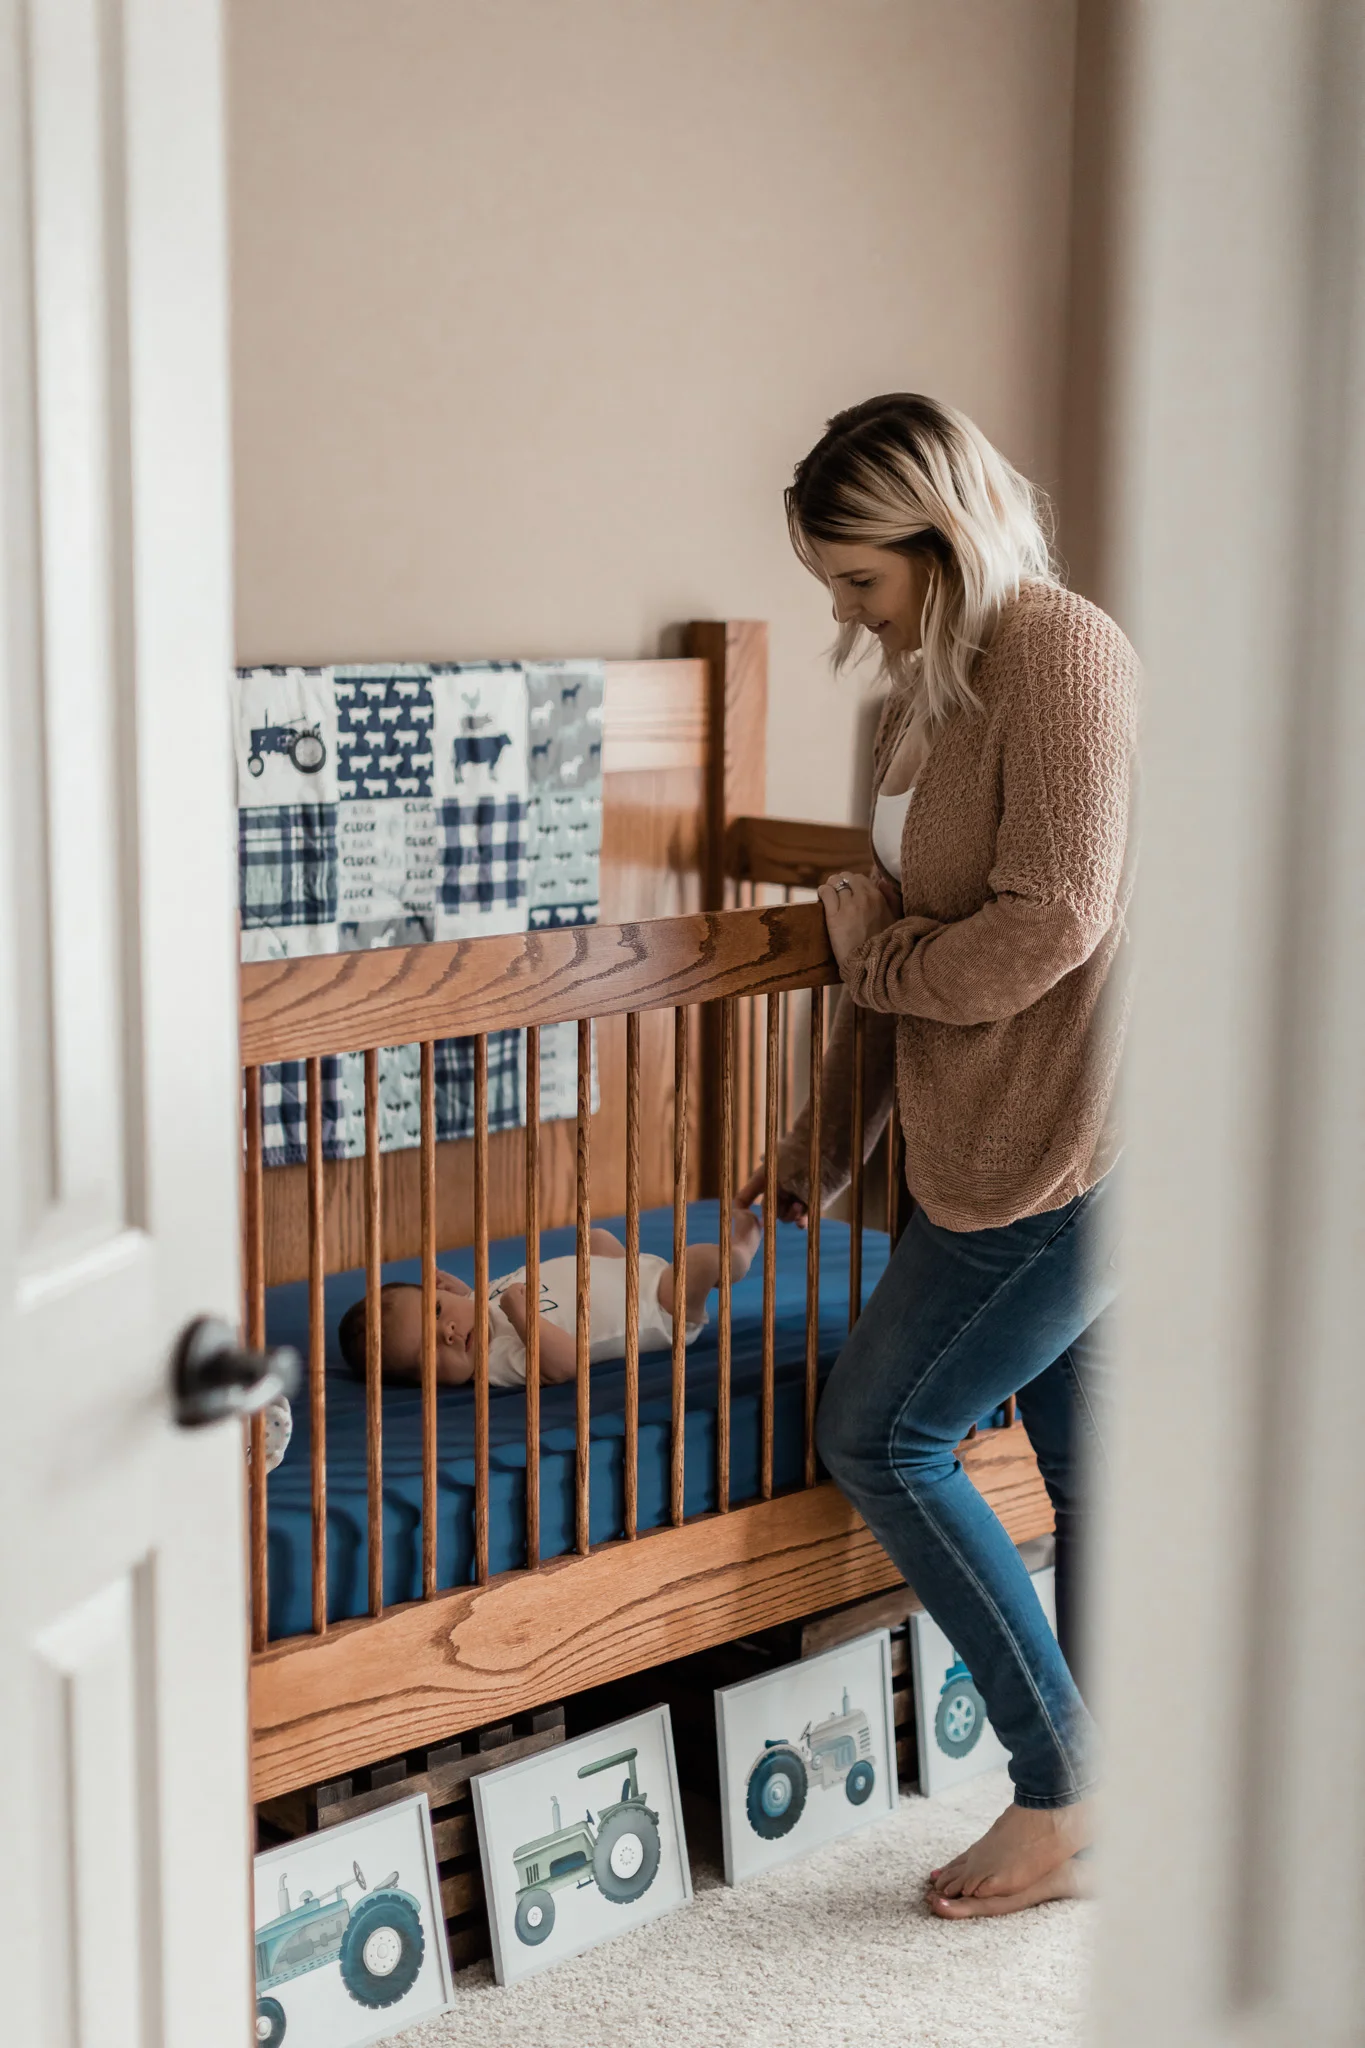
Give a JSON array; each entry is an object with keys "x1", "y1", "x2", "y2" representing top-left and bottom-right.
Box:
[{"x1": 241, "y1": 622, "x2": 1053, "y2": 1803}]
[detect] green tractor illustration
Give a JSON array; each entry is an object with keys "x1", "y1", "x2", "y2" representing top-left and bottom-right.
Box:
[
  {"x1": 745, "y1": 1687, "x2": 877, "y2": 1840},
  {"x1": 253, "y1": 1859, "x2": 425, "y2": 2044},
  {"x1": 511, "y1": 1747, "x2": 662, "y2": 1946}
]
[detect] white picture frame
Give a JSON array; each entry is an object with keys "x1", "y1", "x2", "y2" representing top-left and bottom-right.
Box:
[
  {"x1": 909, "y1": 1564, "x2": 1057, "y2": 1797},
  {"x1": 714, "y1": 1628, "x2": 899, "y2": 1885},
  {"x1": 472, "y1": 1705, "x2": 692, "y2": 1986},
  {"x1": 252, "y1": 1792, "x2": 454, "y2": 2047}
]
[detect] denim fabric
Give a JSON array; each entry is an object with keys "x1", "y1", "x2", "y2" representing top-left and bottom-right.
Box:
[{"x1": 816, "y1": 1171, "x2": 1120, "y2": 1808}]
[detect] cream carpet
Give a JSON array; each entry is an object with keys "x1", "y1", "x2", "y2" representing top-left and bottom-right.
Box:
[{"x1": 398, "y1": 1769, "x2": 1091, "y2": 2048}]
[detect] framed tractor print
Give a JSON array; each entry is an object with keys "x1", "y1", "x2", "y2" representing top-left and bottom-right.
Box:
[
  {"x1": 714, "y1": 1629, "x2": 898, "y2": 1884},
  {"x1": 909, "y1": 1564, "x2": 1057, "y2": 1796},
  {"x1": 472, "y1": 1706, "x2": 692, "y2": 1985},
  {"x1": 252, "y1": 1793, "x2": 454, "y2": 2045}
]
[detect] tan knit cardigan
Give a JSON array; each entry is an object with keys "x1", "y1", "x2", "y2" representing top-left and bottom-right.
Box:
[{"x1": 776, "y1": 582, "x2": 1139, "y2": 1231}]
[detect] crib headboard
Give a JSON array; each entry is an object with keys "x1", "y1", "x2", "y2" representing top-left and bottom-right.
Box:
[{"x1": 254, "y1": 621, "x2": 766, "y2": 1284}]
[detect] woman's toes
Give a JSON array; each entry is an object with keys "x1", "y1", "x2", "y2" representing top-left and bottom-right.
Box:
[
  {"x1": 929, "y1": 1857, "x2": 1093, "y2": 1919},
  {"x1": 926, "y1": 1851, "x2": 970, "y2": 1896}
]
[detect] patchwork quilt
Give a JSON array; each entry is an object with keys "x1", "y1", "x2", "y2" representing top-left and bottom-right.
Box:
[{"x1": 236, "y1": 659, "x2": 604, "y2": 1165}]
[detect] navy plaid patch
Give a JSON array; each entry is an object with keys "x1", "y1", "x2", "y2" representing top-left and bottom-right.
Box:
[
  {"x1": 240, "y1": 804, "x2": 337, "y2": 928},
  {"x1": 434, "y1": 1031, "x2": 524, "y2": 1141},
  {"x1": 439, "y1": 797, "x2": 527, "y2": 913},
  {"x1": 256, "y1": 1057, "x2": 351, "y2": 1167}
]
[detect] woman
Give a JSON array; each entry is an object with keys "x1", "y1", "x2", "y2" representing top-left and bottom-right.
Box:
[{"x1": 745, "y1": 394, "x2": 1137, "y2": 1918}]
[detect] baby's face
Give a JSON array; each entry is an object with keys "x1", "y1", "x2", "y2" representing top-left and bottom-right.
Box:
[{"x1": 383, "y1": 1272, "x2": 482, "y2": 1385}]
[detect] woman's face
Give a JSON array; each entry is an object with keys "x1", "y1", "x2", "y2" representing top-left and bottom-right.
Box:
[{"x1": 808, "y1": 539, "x2": 931, "y2": 659}]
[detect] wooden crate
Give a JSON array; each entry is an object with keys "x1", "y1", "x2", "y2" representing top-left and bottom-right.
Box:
[{"x1": 256, "y1": 1704, "x2": 566, "y2": 1975}]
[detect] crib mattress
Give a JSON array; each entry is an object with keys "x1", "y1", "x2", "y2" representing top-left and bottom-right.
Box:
[{"x1": 261, "y1": 1201, "x2": 889, "y2": 1641}]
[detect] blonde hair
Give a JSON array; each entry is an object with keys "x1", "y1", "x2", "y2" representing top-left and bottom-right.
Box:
[{"x1": 786, "y1": 394, "x2": 1060, "y2": 725}]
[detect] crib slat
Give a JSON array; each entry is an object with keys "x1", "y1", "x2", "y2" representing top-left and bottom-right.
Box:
[
  {"x1": 886, "y1": 1112, "x2": 904, "y2": 1243},
  {"x1": 474, "y1": 1035, "x2": 490, "y2": 1586},
  {"x1": 624, "y1": 1011, "x2": 641, "y2": 1540},
  {"x1": 306, "y1": 1056, "x2": 327, "y2": 1634},
  {"x1": 760, "y1": 992, "x2": 779, "y2": 1499},
  {"x1": 524, "y1": 1025, "x2": 541, "y2": 1570},
  {"x1": 1004, "y1": 1395, "x2": 1017, "y2": 1427},
  {"x1": 670, "y1": 1007, "x2": 689, "y2": 1527},
  {"x1": 364, "y1": 1049, "x2": 384, "y2": 1617},
  {"x1": 804, "y1": 986, "x2": 824, "y2": 1489},
  {"x1": 717, "y1": 996, "x2": 735, "y2": 1511},
  {"x1": 849, "y1": 1004, "x2": 866, "y2": 1331},
  {"x1": 420, "y1": 1041, "x2": 438, "y2": 1598},
  {"x1": 245, "y1": 1067, "x2": 268, "y2": 1653},
  {"x1": 781, "y1": 943, "x2": 797, "y2": 1127},
  {"x1": 575, "y1": 1017, "x2": 592, "y2": 1556}
]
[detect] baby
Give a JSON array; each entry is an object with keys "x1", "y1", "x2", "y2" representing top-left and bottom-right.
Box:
[{"x1": 338, "y1": 1207, "x2": 763, "y2": 1387}]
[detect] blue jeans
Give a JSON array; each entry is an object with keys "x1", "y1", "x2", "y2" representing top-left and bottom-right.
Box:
[{"x1": 816, "y1": 1171, "x2": 1119, "y2": 1808}]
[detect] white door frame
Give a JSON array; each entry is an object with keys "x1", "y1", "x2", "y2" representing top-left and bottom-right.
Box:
[{"x1": 1090, "y1": 4, "x2": 1365, "y2": 2042}]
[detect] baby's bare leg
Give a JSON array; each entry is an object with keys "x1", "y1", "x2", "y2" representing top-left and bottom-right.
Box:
[
  {"x1": 589, "y1": 1228, "x2": 626, "y2": 1257},
  {"x1": 658, "y1": 1208, "x2": 763, "y2": 1326}
]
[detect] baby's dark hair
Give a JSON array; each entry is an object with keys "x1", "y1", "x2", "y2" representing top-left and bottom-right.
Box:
[{"x1": 337, "y1": 1282, "x2": 415, "y2": 1379}]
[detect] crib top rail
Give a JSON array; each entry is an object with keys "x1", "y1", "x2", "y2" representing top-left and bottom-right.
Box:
[
  {"x1": 725, "y1": 816, "x2": 872, "y2": 891},
  {"x1": 240, "y1": 899, "x2": 840, "y2": 1064}
]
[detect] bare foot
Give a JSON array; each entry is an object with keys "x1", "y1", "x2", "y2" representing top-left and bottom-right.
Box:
[
  {"x1": 928, "y1": 1798, "x2": 1092, "y2": 1900},
  {"x1": 929, "y1": 1854, "x2": 1092, "y2": 1918}
]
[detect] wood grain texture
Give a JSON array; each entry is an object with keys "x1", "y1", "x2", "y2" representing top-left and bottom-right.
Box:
[
  {"x1": 761, "y1": 992, "x2": 779, "y2": 1501},
  {"x1": 307, "y1": 1058, "x2": 327, "y2": 1635},
  {"x1": 575, "y1": 1018, "x2": 592, "y2": 1556},
  {"x1": 670, "y1": 1007, "x2": 689, "y2": 1527},
  {"x1": 241, "y1": 903, "x2": 835, "y2": 1065},
  {"x1": 473, "y1": 1038, "x2": 489, "y2": 1586},
  {"x1": 249, "y1": 1424, "x2": 1053, "y2": 1800},
  {"x1": 523, "y1": 1027, "x2": 540, "y2": 1570},
  {"x1": 624, "y1": 1011, "x2": 641, "y2": 1541},
  {"x1": 804, "y1": 986, "x2": 824, "y2": 1490},
  {"x1": 364, "y1": 1050, "x2": 384, "y2": 1617},
  {"x1": 420, "y1": 1042, "x2": 437, "y2": 1598},
  {"x1": 716, "y1": 997, "x2": 735, "y2": 1512},
  {"x1": 690, "y1": 620, "x2": 768, "y2": 914},
  {"x1": 599, "y1": 659, "x2": 708, "y2": 772},
  {"x1": 726, "y1": 816, "x2": 872, "y2": 890},
  {"x1": 245, "y1": 1067, "x2": 268, "y2": 1652}
]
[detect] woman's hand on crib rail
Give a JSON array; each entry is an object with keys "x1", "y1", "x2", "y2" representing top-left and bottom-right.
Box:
[{"x1": 735, "y1": 1168, "x2": 808, "y2": 1230}]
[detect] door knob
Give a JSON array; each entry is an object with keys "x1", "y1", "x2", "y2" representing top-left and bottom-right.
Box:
[{"x1": 171, "y1": 1316, "x2": 301, "y2": 1429}]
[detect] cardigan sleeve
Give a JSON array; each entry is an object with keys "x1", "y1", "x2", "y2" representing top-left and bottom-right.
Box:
[{"x1": 840, "y1": 603, "x2": 1137, "y2": 1027}]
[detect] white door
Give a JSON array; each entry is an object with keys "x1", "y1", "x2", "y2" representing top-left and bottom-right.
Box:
[
  {"x1": 1089, "y1": 2, "x2": 1365, "y2": 2043},
  {"x1": 0, "y1": 2, "x2": 252, "y2": 2045}
]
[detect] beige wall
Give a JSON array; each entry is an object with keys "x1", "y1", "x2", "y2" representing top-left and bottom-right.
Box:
[{"x1": 229, "y1": 0, "x2": 1077, "y2": 822}]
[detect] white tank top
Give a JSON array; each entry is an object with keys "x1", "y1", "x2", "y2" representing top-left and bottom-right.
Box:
[{"x1": 873, "y1": 784, "x2": 913, "y2": 876}]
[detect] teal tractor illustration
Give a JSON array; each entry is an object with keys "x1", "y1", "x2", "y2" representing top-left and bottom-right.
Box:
[
  {"x1": 253, "y1": 1859, "x2": 425, "y2": 2044},
  {"x1": 745, "y1": 1688, "x2": 876, "y2": 1840},
  {"x1": 935, "y1": 1658, "x2": 987, "y2": 1758},
  {"x1": 511, "y1": 1747, "x2": 662, "y2": 1946}
]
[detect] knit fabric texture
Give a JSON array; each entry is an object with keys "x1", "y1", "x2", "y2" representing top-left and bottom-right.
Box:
[{"x1": 777, "y1": 582, "x2": 1140, "y2": 1231}]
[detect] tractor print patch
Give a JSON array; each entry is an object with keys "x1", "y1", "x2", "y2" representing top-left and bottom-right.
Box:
[
  {"x1": 714, "y1": 1628, "x2": 898, "y2": 1883},
  {"x1": 472, "y1": 1706, "x2": 692, "y2": 1985},
  {"x1": 252, "y1": 1792, "x2": 454, "y2": 2042},
  {"x1": 744, "y1": 1688, "x2": 877, "y2": 1841}
]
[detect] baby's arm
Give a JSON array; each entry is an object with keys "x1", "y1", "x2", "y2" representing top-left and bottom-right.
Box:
[{"x1": 499, "y1": 1283, "x2": 580, "y2": 1384}]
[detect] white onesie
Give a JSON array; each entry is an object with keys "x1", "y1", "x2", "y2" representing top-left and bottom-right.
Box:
[{"x1": 484, "y1": 1253, "x2": 706, "y2": 1387}]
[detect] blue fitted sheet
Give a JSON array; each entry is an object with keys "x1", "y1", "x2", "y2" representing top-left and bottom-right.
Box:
[{"x1": 262, "y1": 1201, "x2": 889, "y2": 1641}]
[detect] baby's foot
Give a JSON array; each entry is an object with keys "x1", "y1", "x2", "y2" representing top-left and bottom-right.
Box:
[{"x1": 729, "y1": 1204, "x2": 762, "y2": 1279}]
